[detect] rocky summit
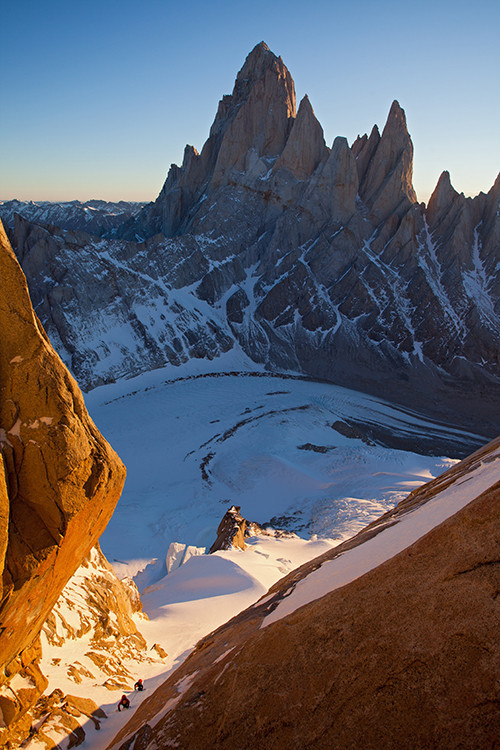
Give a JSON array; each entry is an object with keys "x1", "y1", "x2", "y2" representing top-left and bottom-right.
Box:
[{"x1": 7, "y1": 42, "x2": 500, "y2": 439}]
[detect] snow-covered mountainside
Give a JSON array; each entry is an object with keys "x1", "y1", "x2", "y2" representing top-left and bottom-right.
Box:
[
  {"x1": 6, "y1": 43, "x2": 500, "y2": 437},
  {"x1": 109, "y1": 436, "x2": 500, "y2": 750},
  {"x1": 0, "y1": 199, "x2": 146, "y2": 237},
  {"x1": 2, "y1": 201, "x2": 496, "y2": 747}
]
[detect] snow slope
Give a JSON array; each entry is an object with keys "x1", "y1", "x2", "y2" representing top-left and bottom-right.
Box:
[{"x1": 38, "y1": 534, "x2": 337, "y2": 750}]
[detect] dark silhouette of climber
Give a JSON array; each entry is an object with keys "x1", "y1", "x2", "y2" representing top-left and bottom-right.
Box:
[{"x1": 118, "y1": 695, "x2": 130, "y2": 711}]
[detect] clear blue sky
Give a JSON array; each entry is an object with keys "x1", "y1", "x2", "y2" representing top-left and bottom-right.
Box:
[{"x1": 1, "y1": 0, "x2": 498, "y2": 204}]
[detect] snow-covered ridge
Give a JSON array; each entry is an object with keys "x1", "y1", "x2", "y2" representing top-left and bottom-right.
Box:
[{"x1": 262, "y1": 437, "x2": 500, "y2": 626}]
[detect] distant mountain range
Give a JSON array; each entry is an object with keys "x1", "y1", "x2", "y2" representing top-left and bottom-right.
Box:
[
  {"x1": 4, "y1": 42, "x2": 500, "y2": 437},
  {"x1": 0, "y1": 198, "x2": 146, "y2": 237}
]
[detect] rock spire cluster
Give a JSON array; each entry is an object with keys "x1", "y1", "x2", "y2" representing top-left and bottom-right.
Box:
[{"x1": 6, "y1": 42, "x2": 500, "y2": 436}]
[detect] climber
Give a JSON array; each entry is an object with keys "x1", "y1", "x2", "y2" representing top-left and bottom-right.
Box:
[
  {"x1": 134, "y1": 678, "x2": 144, "y2": 691},
  {"x1": 118, "y1": 694, "x2": 130, "y2": 711}
]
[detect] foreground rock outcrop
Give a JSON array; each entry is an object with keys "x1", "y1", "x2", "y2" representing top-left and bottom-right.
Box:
[
  {"x1": 14, "y1": 690, "x2": 107, "y2": 750},
  {"x1": 0, "y1": 221, "x2": 126, "y2": 744},
  {"x1": 41, "y1": 545, "x2": 158, "y2": 692},
  {"x1": 110, "y1": 438, "x2": 500, "y2": 750},
  {"x1": 208, "y1": 504, "x2": 297, "y2": 553},
  {"x1": 1, "y1": 543, "x2": 164, "y2": 749}
]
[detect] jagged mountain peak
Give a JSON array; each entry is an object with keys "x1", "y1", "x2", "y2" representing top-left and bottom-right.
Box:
[
  {"x1": 249, "y1": 39, "x2": 270, "y2": 53},
  {"x1": 212, "y1": 41, "x2": 295, "y2": 134},
  {"x1": 182, "y1": 144, "x2": 200, "y2": 164},
  {"x1": 357, "y1": 98, "x2": 417, "y2": 219},
  {"x1": 274, "y1": 93, "x2": 327, "y2": 179},
  {"x1": 210, "y1": 42, "x2": 296, "y2": 186},
  {"x1": 331, "y1": 134, "x2": 350, "y2": 152},
  {"x1": 321, "y1": 135, "x2": 359, "y2": 221},
  {"x1": 425, "y1": 169, "x2": 464, "y2": 229},
  {"x1": 237, "y1": 40, "x2": 279, "y2": 79},
  {"x1": 351, "y1": 123, "x2": 381, "y2": 187},
  {"x1": 383, "y1": 99, "x2": 409, "y2": 134},
  {"x1": 12, "y1": 46, "x2": 499, "y2": 437},
  {"x1": 351, "y1": 123, "x2": 381, "y2": 154},
  {"x1": 428, "y1": 169, "x2": 458, "y2": 209},
  {"x1": 298, "y1": 92, "x2": 312, "y2": 109},
  {"x1": 120, "y1": 48, "x2": 424, "y2": 239},
  {"x1": 294, "y1": 93, "x2": 323, "y2": 131},
  {"x1": 485, "y1": 171, "x2": 500, "y2": 205}
]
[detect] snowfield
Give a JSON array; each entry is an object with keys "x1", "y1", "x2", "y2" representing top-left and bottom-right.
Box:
[
  {"x1": 35, "y1": 358, "x2": 488, "y2": 749},
  {"x1": 85, "y1": 356, "x2": 478, "y2": 586}
]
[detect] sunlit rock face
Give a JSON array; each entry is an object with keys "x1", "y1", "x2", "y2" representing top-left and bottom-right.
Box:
[
  {"x1": 41, "y1": 545, "x2": 153, "y2": 690},
  {"x1": 0, "y1": 221, "x2": 126, "y2": 742},
  {"x1": 209, "y1": 505, "x2": 247, "y2": 553},
  {"x1": 2, "y1": 543, "x2": 161, "y2": 749},
  {"x1": 9, "y1": 43, "x2": 500, "y2": 438},
  {"x1": 110, "y1": 439, "x2": 500, "y2": 750}
]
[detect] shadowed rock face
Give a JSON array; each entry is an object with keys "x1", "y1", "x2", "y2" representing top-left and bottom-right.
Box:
[
  {"x1": 110, "y1": 439, "x2": 500, "y2": 750},
  {"x1": 0, "y1": 221, "x2": 126, "y2": 737},
  {"x1": 274, "y1": 94, "x2": 328, "y2": 180},
  {"x1": 358, "y1": 99, "x2": 417, "y2": 221},
  {"x1": 8, "y1": 43, "x2": 500, "y2": 439}
]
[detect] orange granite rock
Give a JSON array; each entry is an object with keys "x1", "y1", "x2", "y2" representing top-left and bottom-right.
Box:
[{"x1": 0, "y1": 220, "x2": 126, "y2": 731}]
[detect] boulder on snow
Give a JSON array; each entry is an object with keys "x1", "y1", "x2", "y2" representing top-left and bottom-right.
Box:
[
  {"x1": 151, "y1": 643, "x2": 168, "y2": 659},
  {"x1": 209, "y1": 506, "x2": 297, "y2": 554},
  {"x1": 209, "y1": 505, "x2": 247, "y2": 553}
]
